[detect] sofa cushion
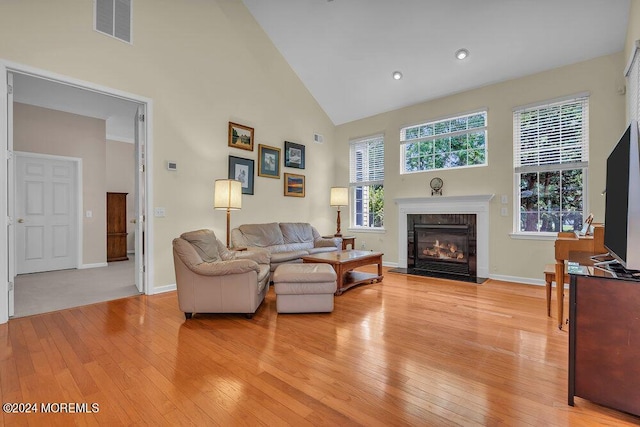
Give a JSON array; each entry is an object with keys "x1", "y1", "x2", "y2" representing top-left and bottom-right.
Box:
[
  {"x1": 180, "y1": 229, "x2": 220, "y2": 262},
  {"x1": 238, "y1": 223, "x2": 284, "y2": 247},
  {"x1": 280, "y1": 222, "x2": 314, "y2": 244},
  {"x1": 270, "y1": 250, "x2": 309, "y2": 264}
]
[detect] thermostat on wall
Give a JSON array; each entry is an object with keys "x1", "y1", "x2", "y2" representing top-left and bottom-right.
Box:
[{"x1": 167, "y1": 161, "x2": 177, "y2": 171}]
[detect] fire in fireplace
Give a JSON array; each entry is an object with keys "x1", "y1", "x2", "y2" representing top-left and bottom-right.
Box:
[{"x1": 412, "y1": 222, "x2": 476, "y2": 278}]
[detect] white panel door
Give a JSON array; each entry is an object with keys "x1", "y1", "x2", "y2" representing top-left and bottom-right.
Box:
[{"x1": 16, "y1": 154, "x2": 77, "y2": 274}]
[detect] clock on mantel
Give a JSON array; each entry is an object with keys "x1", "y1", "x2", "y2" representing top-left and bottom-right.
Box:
[{"x1": 430, "y1": 177, "x2": 443, "y2": 196}]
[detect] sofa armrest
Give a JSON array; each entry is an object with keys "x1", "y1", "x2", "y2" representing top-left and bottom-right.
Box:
[
  {"x1": 314, "y1": 237, "x2": 342, "y2": 249},
  {"x1": 190, "y1": 259, "x2": 259, "y2": 276}
]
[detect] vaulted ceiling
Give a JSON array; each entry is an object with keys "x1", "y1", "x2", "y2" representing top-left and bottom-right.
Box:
[{"x1": 242, "y1": 0, "x2": 631, "y2": 125}]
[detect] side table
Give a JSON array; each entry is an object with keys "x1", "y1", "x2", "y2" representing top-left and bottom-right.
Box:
[{"x1": 324, "y1": 235, "x2": 355, "y2": 250}]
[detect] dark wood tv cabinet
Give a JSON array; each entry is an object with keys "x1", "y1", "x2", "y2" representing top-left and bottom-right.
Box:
[{"x1": 568, "y1": 272, "x2": 640, "y2": 416}]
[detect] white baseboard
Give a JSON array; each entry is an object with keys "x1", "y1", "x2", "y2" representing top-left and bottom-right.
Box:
[
  {"x1": 78, "y1": 262, "x2": 108, "y2": 269},
  {"x1": 489, "y1": 274, "x2": 545, "y2": 286},
  {"x1": 152, "y1": 283, "x2": 176, "y2": 294},
  {"x1": 382, "y1": 261, "x2": 398, "y2": 268}
]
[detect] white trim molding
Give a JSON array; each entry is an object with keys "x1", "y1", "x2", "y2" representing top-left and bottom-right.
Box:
[{"x1": 395, "y1": 195, "x2": 494, "y2": 278}]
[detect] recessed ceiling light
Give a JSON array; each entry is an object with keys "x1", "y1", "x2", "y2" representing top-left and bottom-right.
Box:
[
  {"x1": 392, "y1": 71, "x2": 403, "y2": 80},
  {"x1": 455, "y1": 49, "x2": 469, "y2": 60}
]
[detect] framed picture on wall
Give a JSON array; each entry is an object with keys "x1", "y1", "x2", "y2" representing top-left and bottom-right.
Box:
[
  {"x1": 258, "y1": 144, "x2": 281, "y2": 178},
  {"x1": 228, "y1": 122, "x2": 254, "y2": 151},
  {"x1": 284, "y1": 141, "x2": 305, "y2": 169},
  {"x1": 228, "y1": 156, "x2": 254, "y2": 195},
  {"x1": 284, "y1": 173, "x2": 305, "y2": 197}
]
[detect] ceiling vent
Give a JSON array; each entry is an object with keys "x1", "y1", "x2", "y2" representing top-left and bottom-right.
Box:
[
  {"x1": 95, "y1": 0, "x2": 132, "y2": 44},
  {"x1": 313, "y1": 133, "x2": 324, "y2": 144}
]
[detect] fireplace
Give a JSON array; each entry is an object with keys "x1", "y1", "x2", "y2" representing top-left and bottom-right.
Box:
[
  {"x1": 395, "y1": 195, "x2": 493, "y2": 281},
  {"x1": 407, "y1": 214, "x2": 477, "y2": 279},
  {"x1": 414, "y1": 224, "x2": 472, "y2": 277}
]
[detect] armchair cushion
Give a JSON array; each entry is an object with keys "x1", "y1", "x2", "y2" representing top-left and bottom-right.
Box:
[{"x1": 180, "y1": 229, "x2": 220, "y2": 262}]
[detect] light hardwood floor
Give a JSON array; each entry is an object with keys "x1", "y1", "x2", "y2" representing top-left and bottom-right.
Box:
[{"x1": 1, "y1": 267, "x2": 638, "y2": 426}]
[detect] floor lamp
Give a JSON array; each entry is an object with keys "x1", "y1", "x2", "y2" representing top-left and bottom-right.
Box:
[
  {"x1": 214, "y1": 179, "x2": 242, "y2": 248},
  {"x1": 330, "y1": 187, "x2": 348, "y2": 237}
]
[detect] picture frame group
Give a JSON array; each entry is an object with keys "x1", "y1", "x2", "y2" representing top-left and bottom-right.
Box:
[{"x1": 227, "y1": 122, "x2": 308, "y2": 197}]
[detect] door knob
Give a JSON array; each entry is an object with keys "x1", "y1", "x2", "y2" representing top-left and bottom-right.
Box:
[{"x1": 17, "y1": 218, "x2": 24, "y2": 223}]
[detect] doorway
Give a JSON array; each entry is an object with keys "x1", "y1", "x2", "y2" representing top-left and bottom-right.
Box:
[{"x1": 1, "y1": 62, "x2": 153, "y2": 321}]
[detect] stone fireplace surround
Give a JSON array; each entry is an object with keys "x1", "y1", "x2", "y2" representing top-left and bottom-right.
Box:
[{"x1": 395, "y1": 195, "x2": 494, "y2": 279}]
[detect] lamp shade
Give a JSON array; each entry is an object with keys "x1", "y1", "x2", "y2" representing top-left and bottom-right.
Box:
[
  {"x1": 330, "y1": 187, "x2": 348, "y2": 207},
  {"x1": 214, "y1": 179, "x2": 242, "y2": 210}
]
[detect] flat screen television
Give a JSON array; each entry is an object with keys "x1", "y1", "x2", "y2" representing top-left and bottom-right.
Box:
[{"x1": 604, "y1": 121, "x2": 640, "y2": 271}]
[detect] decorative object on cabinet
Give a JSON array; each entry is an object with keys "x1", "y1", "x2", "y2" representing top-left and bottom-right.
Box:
[
  {"x1": 284, "y1": 173, "x2": 305, "y2": 197},
  {"x1": 214, "y1": 179, "x2": 242, "y2": 248},
  {"x1": 330, "y1": 187, "x2": 348, "y2": 237},
  {"x1": 284, "y1": 141, "x2": 305, "y2": 169},
  {"x1": 258, "y1": 144, "x2": 281, "y2": 178},
  {"x1": 106, "y1": 192, "x2": 129, "y2": 262},
  {"x1": 228, "y1": 156, "x2": 254, "y2": 195},
  {"x1": 228, "y1": 122, "x2": 254, "y2": 151}
]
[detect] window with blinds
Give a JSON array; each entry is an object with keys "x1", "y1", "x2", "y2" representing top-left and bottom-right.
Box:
[
  {"x1": 95, "y1": 0, "x2": 132, "y2": 44},
  {"x1": 349, "y1": 135, "x2": 384, "y2": 229},
  {"x1": 400, "y1": 110, "x2": 487, "y2": 174},
  {"x1": 513, "y1": 95, "x2": 589, "y2": 234}
]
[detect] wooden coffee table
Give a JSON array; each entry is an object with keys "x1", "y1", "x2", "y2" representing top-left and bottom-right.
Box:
[{"x1": 302, "y1": 250, "x2": 383, "y2": 295}]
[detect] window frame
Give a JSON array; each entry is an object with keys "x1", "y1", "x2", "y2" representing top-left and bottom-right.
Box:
[
  {"x1": 349, "y1": 134, "x2": 384, "y2": 231},
  {"x1": 400, "y1": 109, "x2": 488, "y2": 174},
  {"x1": 512, "y1": 94, "x2": 590, "y2": 236}
]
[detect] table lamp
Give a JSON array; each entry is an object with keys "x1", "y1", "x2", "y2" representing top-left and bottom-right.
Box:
[
  {"x1": 330, "y1": 187, "x2": 348, "y2": 237},
  {"x1": 214, "y1": 179, "x2": 242, "y2": 248}
]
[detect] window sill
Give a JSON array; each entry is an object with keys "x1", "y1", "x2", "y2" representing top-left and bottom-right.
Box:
[
  {"x1": 509, "y1": 232, "x2": 557, "y2": 241},
  {"x1": 348, "y1": 227, "x2": 386, "y2": 234}
]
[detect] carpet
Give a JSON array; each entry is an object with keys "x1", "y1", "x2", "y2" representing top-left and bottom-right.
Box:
[{"x1": 13, "y1": 256, "x2": 141, "y2": 318}]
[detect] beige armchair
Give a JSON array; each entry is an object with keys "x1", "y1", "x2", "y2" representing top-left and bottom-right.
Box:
[{"x1": 172, "y1": 229, "x2": 271, "y2": 319}]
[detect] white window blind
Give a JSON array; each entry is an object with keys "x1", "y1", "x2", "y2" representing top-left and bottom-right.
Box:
[
  {"x1": 95, "y1": 0, "x2": 132, "y2": 44},
  {"x1": 349, "y1": 135, "x2": 384, "y2": 185},
  {"x1": 514, "y1": 96, "x2": 589, "y2": 173}
]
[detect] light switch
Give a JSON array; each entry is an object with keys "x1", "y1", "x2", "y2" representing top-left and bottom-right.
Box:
[
  {"x1": 154, "y1": 207, "x2": 166, "y2": 217},
  {"x1": 501, "y1": 195, "x2": 508, "y2": 204},
  {"x1": 86, "y1": 210, "x2": 92, "y2": 218},
  {"x1": 501, "y1": 207, "x2": 508, "y2": 216}
]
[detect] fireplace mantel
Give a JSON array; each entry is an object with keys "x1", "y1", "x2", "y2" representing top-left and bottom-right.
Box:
[{"x1": 395, "y1": 195, "x2": 494, "y2": 278}]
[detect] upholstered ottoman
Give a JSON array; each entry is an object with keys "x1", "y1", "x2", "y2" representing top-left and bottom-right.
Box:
[{"x1": 273, "y1": 264, "x2": 337, "y2": 313}]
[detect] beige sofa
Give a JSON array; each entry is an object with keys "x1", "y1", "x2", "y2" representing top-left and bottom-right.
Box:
[
  {"x1": 172, "y1": 229, "x2": 271, "y2": 319},
  {"x1": 230, "y1": 222, "x2": 341, "y2": 275}
]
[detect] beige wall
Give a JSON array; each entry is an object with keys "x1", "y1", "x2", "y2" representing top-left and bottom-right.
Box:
[
  {"x1": 13, "y1": 103, "x2": 107, "y2": 265},
  {"x1": 626, "y1": 0, "x2": 640, "y2": 59},
  {"x1": 106, "y1": 140, "x2": 135, "y2": 252},
  {"x1": 2, "y1": 0, "x2": 634, "y2": 287},
  {"x1": 336, "y1": 53, "x2": 626, "y2": 282},
  {"x1": 0, "y1": 0, "x2": 336, "y2": 289}
]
